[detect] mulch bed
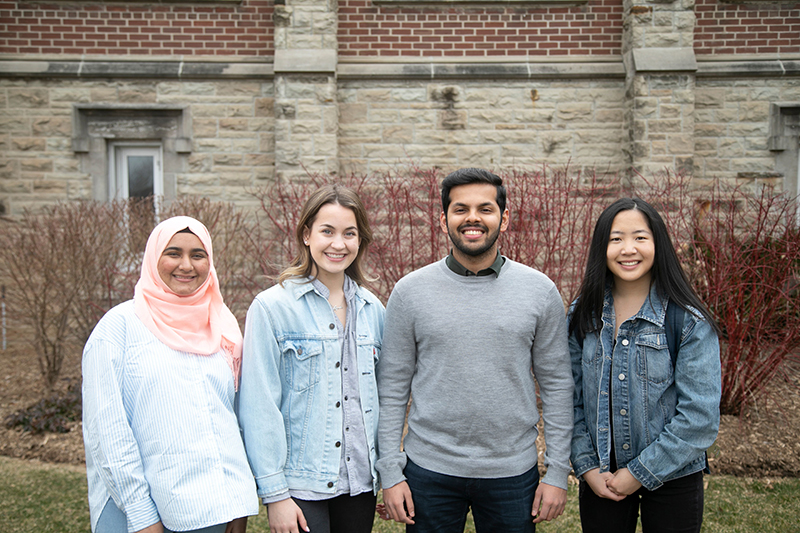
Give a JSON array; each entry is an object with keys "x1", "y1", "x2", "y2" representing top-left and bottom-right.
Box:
[{"x1": 2, "y1": 345, "x2": 799, "y2": 477}]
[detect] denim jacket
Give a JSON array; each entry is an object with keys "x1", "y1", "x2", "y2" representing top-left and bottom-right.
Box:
[
  {"x1": 238, "y1": 278, "x2": 385, "y2": 499},
  {"x1": 569, "y1": 285, "x2": 721, "y2": 491}
]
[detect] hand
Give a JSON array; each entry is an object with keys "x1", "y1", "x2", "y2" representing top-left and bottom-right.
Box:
[
  {"x1": 531, "y1": 483, "x2": 567, "y2": 524},
  {"x1": 135, "y1": 523, "x2": 164, "y2": 533},
  {"x1": 225, "y1": 516, "x2": 248, "y2": 533},
  {"x1": 607, "y1": 468, "x2": 642, "y2": 497},
  {"x1": 375, "y1": 503, "x2": 391, "y2": 521},
  {"x1": 582, "y1": 468, "x2": 626, "y2": 501},
  {"x1": 382, "y1": 482, "x2": 416, "y2": 525},
  {"x1": 267, "y1": 499, "x2": 309, "y2": 533}
]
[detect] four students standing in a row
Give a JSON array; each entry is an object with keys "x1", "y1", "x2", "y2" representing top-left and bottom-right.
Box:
[{"x1": 82, "y1": 168, "x2": 721, "y2": 533}]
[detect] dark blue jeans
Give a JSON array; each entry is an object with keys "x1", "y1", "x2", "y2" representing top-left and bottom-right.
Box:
[
  {"x1": 404, "y1": 459, "x2": 540, "y2": 533},
  {"x1": 578, "y1": 471, "x2": 704, "y2": 533}
]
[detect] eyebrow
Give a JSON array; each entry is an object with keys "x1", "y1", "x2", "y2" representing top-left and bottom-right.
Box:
[
  {"x1": 319, "y1": 223, "x2": 358, "y2": 231},
  {"x1": 610, "y1": 229, "x2": 651, "y2": 235},
  {"x1": 163, "y1": 246, "x2": 207, "y2": 253}
]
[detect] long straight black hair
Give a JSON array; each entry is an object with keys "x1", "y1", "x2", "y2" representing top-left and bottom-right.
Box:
[{"x1": 569, "y1": 197, "x2": 719, "y2": 340}]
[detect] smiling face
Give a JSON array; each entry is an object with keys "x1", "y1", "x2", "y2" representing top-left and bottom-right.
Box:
[
  {"x1": 440, "y1": 182, "x2": 509, "y2": 270},
  {"x1": 303, "y1": 202, "x2": 360, "y2": 285},
  {"x1": 606, "y1": 208, "x2": 655, "y2": 288},
  {"x1": 157, "y1": 231, "x2": 210, "y2": 296}
]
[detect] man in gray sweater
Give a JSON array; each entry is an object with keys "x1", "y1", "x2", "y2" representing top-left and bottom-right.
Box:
[{"x1": 376, "y1": 168, "x2": 574, "y2": 532}]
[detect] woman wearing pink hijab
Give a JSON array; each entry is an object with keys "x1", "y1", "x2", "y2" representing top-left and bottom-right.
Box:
[{"x1": 82, "y1": 216, "x2": 259, "y2": 533}]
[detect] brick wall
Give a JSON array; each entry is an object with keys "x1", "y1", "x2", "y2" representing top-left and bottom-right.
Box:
[
  {"x1": 695, "y1": 0, "x2": 800, "y2": 56},
  {"x1": 338, "y1": 0, "x2": 624, "y2": 57},
  {"x1": 0, "y1": 1, "x2": 274, "y2": 56}
]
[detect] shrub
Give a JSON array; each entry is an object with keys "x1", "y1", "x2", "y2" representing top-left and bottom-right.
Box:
[{"x1": 3, "y1": 380, "x2": 82, "y2": 434}]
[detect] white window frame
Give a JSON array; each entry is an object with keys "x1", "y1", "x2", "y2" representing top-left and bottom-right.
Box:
[{"x1": 108, "y1": 142, "x2": 164, "y2": 218}]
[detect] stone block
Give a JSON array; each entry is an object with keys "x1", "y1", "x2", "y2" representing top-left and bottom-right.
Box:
[
  {"x1": 12, "y1": 138, "x2": 46, "y2": 151},
  {"x1": 8, "y1": 89, "x2": 49, "y2": 108}
]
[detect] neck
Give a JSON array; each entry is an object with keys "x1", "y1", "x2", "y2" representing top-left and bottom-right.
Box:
[
  {"x1": 611, "y1": 274, "x2": 652, "y2": 301},
  {"x1": 451, "y1": 247, "x2": 497, "y2": 273},
  {"x1": 311, "y1": 266, "x2": 345, "y2": 294}
]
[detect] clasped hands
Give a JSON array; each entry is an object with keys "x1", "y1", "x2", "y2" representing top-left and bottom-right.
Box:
[{"x1": 583, "y1": 467, "x2": 642, "y2": 501}]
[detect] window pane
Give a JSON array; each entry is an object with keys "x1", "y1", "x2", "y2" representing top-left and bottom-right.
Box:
[{"x1": 127, "y1": 155, "x2": 154, "y2": 198}]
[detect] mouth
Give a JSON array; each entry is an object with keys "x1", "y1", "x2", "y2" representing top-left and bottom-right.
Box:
[
  {"x1": 172, "y1": 274, "x2": 197, "y2": 282},
  {"x1": 324, "y1": 252, "x2": 347, "y2": 261},
  {"x1": 618, "y1": 260, "x2": 641, "y2": 268},
  {"x1": 460, "y1": 226, "x2": 486, "y2": 240}
]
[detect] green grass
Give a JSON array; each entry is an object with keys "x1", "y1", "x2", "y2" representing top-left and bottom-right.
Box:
[{"x1": 2, "y1": 457, "x2": 798, "y2": 533}]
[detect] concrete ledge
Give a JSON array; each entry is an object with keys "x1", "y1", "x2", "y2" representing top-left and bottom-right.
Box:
[
  {"x1": 0, "y1": 59, "x2": 274, "y2": 79},
  {"x1": 630, "y1": 48, "x2": 697, "y2": 73},
  {"x1": 337, "y1": 60, "x2": 625, "y2": 80},
  {"x1": 697, "y1": 59, "x2": 800, "y2": 78},
  {"x1": 274, "y1": 49, "x2": 337, "y2": 74}
]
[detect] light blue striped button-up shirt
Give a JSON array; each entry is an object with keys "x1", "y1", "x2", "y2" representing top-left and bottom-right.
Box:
[{"x1": 82, "y1": 300, "x2": 258, "y2": 533}]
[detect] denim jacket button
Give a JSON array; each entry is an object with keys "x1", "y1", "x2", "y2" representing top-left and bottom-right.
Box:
[
  {"x1": 329, "y1": 323, "x2": 335, "y2": 329},
  {"x1": 620, "y1": 409, "x2": 627, "y2": 416},
  {"x1": 621, "y1": 339, "x2": 629, "y2": 346},
  {"x1": 335, "y1": 441, "x2": 342, "y2": 447},
  {"x1": 335, "y1": 362, "x2": 340, "y2": 368},
  {"x1": 618, "y1": 373, "x2": 626, "y2": 380},
  {"x1": 622, "y1": 443, "x2": 630, "y2": 450},
  {"x1": 327, "y1": 482, "x2": 334, "y2": 488},
  {"x1": 298, "y1": 348, "x2": 303, "y2": 355},
  {"x1": 336, "y1": 401, "x2": 341, "y2": 407}
]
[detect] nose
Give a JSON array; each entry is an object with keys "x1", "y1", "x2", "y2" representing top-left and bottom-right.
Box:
[
  {"x1": 621, "y1": 240, "x2": 637, "y2": 254},
  {"x1": 465, "y1": 209, "x2": 481, "y2": 222},
  {"x1": 178, "y1": 253, "x2": 194, "y2": 271},
  {"x1": 331, "y1": 234, "x2": 346, "y2": 249}
]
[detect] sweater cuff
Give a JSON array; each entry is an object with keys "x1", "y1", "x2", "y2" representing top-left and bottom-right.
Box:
[
  {"x1": 541, "y1": 465, "x2": 571, "y2": 491},
  {"x1": 376, "y1": 451, "x2": 408, "y2": 490}
]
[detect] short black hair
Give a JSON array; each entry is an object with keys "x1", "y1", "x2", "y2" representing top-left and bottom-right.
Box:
[{"x1": 441, "y1": 168, "x2": 507, "y2": 214}]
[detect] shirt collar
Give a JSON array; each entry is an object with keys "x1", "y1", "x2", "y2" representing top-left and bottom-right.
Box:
[{"x1": 445, "y1": 251, "x2": 505, "y2": 278}]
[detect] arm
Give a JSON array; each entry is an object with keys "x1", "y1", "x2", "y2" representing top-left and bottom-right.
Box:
[
  {"x1": 375, "y1": 287, "x2": 417, "y2": 496},
  {"x1": 237, "y1": 296, "x2": 293, "y2": 500},
  {"x1": 625, "y1": 316, "x2": 721, "y2": 491},
  {"x1": 225, "y1": 517, "x2": 248, "y2": 533},
  {"x1": 82, "y1": 330, "x2": 161, "y2": 533},
  {"x1": 567, "y1": 324, "x2": 602, "y2": 480},
  {"x1": 530, "y1": 286, "x2": 575, "y2": 491}
]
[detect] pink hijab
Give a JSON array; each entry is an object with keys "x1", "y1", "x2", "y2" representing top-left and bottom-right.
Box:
[{"x1": 134, "y1": 216, "x2": 243, "y2": 389}]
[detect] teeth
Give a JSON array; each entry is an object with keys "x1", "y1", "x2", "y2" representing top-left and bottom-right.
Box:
[
  {"x1": 464, "y1": 230, "x2": 482, "y2": 235},
  {"x1": 620, "y1": 261, "x2": 639, "y2": 266}
]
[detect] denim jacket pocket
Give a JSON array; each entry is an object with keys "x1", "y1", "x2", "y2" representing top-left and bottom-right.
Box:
[
  {"x1": 282, "y1": 339, "x2": 323, "y2": 392},
  {"x1": 635, "y1": 333, "x2": 672, "y2": 385}
]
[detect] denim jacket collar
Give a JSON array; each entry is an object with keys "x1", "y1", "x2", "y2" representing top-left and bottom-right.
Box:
[
  {"x1": 286, "y1": 276, "x2": 375, "y2": 310},
  {"x1": 601, "y1": 283, "x2": 667, "y2": 329}
]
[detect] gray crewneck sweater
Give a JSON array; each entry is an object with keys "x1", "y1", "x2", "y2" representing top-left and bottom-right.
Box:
[{"x1": 375, "y1": 258, "x2": 574, "y2": 490}]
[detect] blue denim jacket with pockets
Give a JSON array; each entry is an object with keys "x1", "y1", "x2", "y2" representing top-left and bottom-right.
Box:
[
  {"x1": 569, "y1": 285, "x2": 721, "y2": 491},
  {"x1": 238, "y1": 277, "x2": 385, "y2": 499}
]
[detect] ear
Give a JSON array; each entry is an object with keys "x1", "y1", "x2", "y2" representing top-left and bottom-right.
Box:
[
  {"x1": 439, "y1": 211, "x2": 448, "y2": 234},
  {"x1": 500, "y1": 208, "x2": 510, "y2": 233},
  {"x1": 302, "y1": 225, "x2": 310, "y2": 244}
]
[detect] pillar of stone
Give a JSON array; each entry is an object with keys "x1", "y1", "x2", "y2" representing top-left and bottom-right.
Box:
[
  {"x1": 273, "y1": 0, "x2": 339, "y2": 182},
  {"x1": 622, "y1": 0, "x2": 697, "y2": 182}
]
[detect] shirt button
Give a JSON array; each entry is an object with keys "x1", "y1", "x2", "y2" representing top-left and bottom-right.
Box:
[
  {"x1": 618, "y1": 373, "x2": 626, "y2": 381},
  {"x1": 622, "y1": 443, "x2": 630, "y2": 450},
  {"x1": 329, "y1": 323, "x2": 335, "y2": 330},
  {"x1": 620, "y1": 409, "x2": 627, "y2": 416},
  {"x1": 344, "y1": 395, "x2": 349, "y2": 401},
  {"x1": 621, "y1": 339, "x2": 629, "y2": 346},
  {"x1": 347, "y1": 457, "x2": 351, "y2": 462},
  {"x1": 335, "y1": 441, "x2": 341, "y2": 447}
]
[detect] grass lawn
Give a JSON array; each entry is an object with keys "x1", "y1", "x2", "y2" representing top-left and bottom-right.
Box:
[{"x1": 2, "y1": 456, "x2": 797, "y2": 533}]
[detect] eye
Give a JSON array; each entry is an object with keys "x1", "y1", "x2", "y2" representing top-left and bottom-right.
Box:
[
  {"x1": 345, "y1": 230, "x2": 358, "y2": 238},
  {"x1": 321, "y1": 229, "x2": 333, "y2": 235}
]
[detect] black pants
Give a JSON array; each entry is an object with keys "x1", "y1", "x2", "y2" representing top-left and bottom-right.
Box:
[
  {"x1": 294, "y1": 492, "x2": 377, "y2": 533},
  {"x1": 579, "y1": 471, "x2": 704, "y2": 533}
]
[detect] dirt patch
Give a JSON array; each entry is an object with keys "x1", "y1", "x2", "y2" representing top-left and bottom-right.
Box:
[{"x1": 1, "y1": 344, "x2": 799, "y2": 478}]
